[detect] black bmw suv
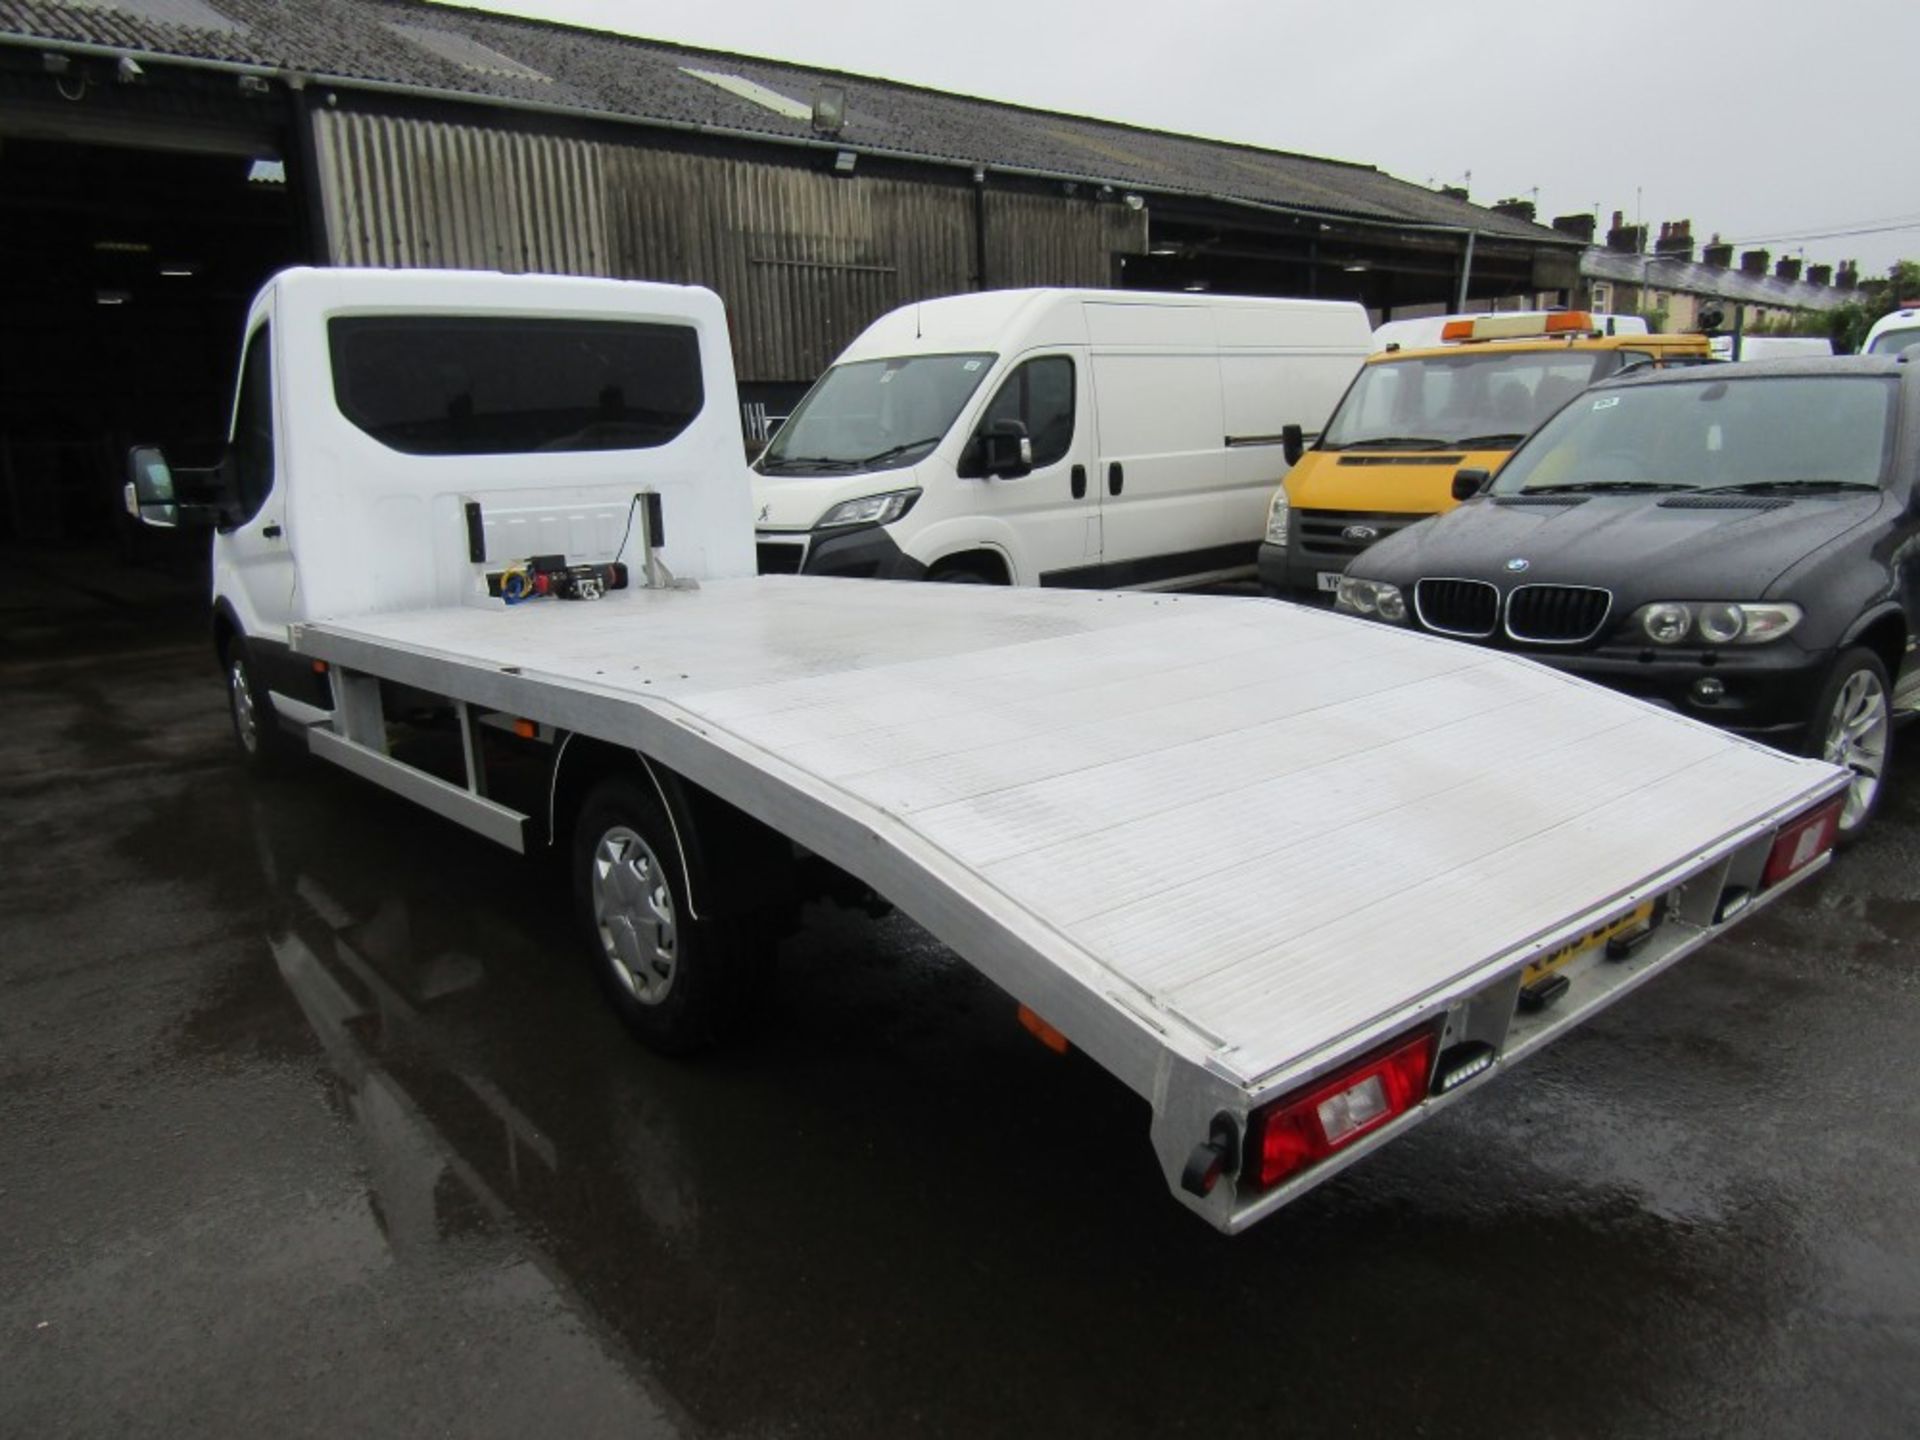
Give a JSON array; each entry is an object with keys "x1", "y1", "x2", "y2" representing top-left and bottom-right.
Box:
[{"x1": 1335, "y1": 356, "x2": 1918, "y2": 840}]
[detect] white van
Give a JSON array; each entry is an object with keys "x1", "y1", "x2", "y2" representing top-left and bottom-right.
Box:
[
  {"x1": 1708, "y1": 334, "x2": 1834, "y2": 361},
  {"x1": 1864, "y1": 306, "x2": 1920, "y2": 357},
  {"x1": 750, "y1": 289, "x2": 1370, "y2": 588}
]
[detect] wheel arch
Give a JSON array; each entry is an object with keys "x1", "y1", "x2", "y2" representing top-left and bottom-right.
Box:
[
  {"x1": 548, "y1": 735, "x2": 797, "y2": 926},
  {"x1": 1841, "y1": 605, "x2": 1908, "y2": 684},
  {"x1": 926, "y1": 548, "x2": 1013, "y2": 584}
]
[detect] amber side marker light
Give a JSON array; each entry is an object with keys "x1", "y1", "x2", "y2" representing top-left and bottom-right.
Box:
[
  {"x1": 512, "y1": 718, "x2": 538, "y2": 740},
  {"x1": 1244, "y1": 1029, "x2": 1436, "y2": 1191},
  {"x1": 1016, "y1": 1004, "x2": 1069, "y2": 1054}
]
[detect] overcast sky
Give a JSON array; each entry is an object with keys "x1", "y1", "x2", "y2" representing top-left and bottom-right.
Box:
[{"x1": 449, "y1": 0, "x2": 1919, "y2": 276}]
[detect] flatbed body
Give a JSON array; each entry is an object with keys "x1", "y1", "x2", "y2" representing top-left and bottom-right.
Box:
[{"x1": 296, "y1": 576, "x2": 1845, "y2": 1230}]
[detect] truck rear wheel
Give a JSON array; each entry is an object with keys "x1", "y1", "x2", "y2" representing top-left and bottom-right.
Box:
[{"x1": 572, "y1": 771, "x2": 742, "y2": 1054}]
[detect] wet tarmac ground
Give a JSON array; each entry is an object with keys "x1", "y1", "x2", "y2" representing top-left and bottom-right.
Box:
[{"x1": 5, "y1": 576, "x2": 1920, "y2": 1439}]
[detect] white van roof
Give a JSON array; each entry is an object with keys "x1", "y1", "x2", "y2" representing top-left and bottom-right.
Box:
[
  {"x1": 1371, "y1": 311, "x2": 1649, "y2": 352},
  {"x1": 840, "y1": 288, "x2": 1372, "y2": 363}
]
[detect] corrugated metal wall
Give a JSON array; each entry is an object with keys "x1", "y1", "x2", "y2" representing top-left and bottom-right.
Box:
[{"x1": 313, "y1": 109, "x2": 1147, "y2": 383}]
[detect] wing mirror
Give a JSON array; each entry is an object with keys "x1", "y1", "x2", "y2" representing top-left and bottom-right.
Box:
[
  {"x1": 1282, "y1": 423, "x2": 1305, "y2": 466},
  {"x1": 1451, "y1": 466, "x2": 1492, "y2": 502},
  {"x1": 125, "y1": 445, "x2": 180, "y2": 528},
  {"x1": 983, "y1": 419, "x2": 1032, "y2": 479}
]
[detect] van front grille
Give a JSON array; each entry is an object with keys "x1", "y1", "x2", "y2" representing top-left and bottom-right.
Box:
[
  {"x1": 1295, "y1": 509, "x2": 1425, "y2": 559},
  {"x1": 756, "y1": 539, "x2": 806, "y2": 575}
]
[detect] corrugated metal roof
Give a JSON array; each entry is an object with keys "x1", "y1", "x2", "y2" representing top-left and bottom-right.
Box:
[
  {"x1": 0, "y1": 0, "x2": 1572, "y2": 245},
  {"x1": 1583, "y1": 247, "x2": 1845, "y2": 312}
]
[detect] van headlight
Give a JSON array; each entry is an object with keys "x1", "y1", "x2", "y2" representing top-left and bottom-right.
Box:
[
  {"x1": 1632, "y1": 601, "x2": 1802, "y2": 645},
  {"x1": 816, "y1": 489, "x2": 921, "y2": 529},
  {"x1": 1266, "y1": 490, "x2": 1291, "y2": 546},
  {"x1": 1335, "y1": 576, "x2": 1407, "y2": 623}
]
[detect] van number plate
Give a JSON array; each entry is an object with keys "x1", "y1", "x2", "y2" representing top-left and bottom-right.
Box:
[{"x1": 1316, "y1": 572, "x2": 1343, "y2": 593}]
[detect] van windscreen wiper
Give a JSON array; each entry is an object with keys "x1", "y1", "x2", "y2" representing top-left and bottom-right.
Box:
[
  {"x1": 1450, "y1": 432, "x2": 1527, "y2": 449},
  {"x1": 761, "y1": 454, "x2": 863, "y2": 473},
  {"x1": 860, "y1": 436, "x2": 944, "y2": 466},
  {"x1": 1325, "y1": 436, "x2": 1455, "y2": 451}
]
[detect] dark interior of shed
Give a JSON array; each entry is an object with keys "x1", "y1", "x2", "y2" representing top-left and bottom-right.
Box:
[{"x1": 0, "y1": 136, "x2": 297, "y2": 548}]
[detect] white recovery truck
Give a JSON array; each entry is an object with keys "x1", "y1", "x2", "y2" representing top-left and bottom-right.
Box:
[{"x1": 128, "y1": 268, "x2": 1851, "y2": 1233}]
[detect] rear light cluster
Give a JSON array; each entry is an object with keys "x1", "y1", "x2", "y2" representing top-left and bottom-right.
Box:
[
  {"x1": 1244, "y1": 1029, "x2": 1436, "y2": 1191},
  {"x1": 1761, "y1": 796, "x2": 1844, "y2": 889}
]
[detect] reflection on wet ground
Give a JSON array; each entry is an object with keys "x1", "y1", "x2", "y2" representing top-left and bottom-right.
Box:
[{"x1": 4, "y1": 586, "x2": 1919, "y2": 1437}]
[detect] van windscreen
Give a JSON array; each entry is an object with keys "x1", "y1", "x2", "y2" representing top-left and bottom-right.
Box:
[
  {"x1": 758, "y1": 353, "x2": 995, "y2": 475},
  {"x1": 328, "y1": 315, "x2": 704, "y2": 456},
  {"x1": 1322, "y1": 350, "x2": 1617, "y2": 452}
]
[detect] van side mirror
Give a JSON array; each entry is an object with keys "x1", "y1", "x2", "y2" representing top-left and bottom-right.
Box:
[
  {"x1": 125, "y1": 445, "x2": 180, "y2": 528},
  {"x1": 983, "y1": 419, "x2": 1032, "y2": 479},
  {"x1": 1451, "y1": 467, "x2": 1492, "y2": 502},
  {"x1": 1282, "y1": 423, "x2": 1305, "y2": 466}
]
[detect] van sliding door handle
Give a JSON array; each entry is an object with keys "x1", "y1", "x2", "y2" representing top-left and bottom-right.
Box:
[
  {"x1": 1070, "y1": 464, "x2": 1087, "y2": 500},
  {"x1": 1107, "y1": 463, "x2": 1124, "y2": 496},
  {"x1": 262, "y1": 524, "x2": 283, "y2": 539}
]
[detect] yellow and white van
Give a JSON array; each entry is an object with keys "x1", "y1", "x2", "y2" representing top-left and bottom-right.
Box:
[{"x1": 1260, "y1": 312, "x2": 1711, "y2": 600}]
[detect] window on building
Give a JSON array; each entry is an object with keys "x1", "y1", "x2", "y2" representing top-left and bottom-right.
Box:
[
  {"x1": 328, "y1": 316, "x2": 705, "y2": 456},
  {"x1": 1591, "y1": 282, "x2": 1613, "y2": 312}
]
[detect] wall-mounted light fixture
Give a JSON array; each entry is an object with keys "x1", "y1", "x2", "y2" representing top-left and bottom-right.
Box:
[{"x1": 832, "y1": 149, "x2": 856, "y2": 175}]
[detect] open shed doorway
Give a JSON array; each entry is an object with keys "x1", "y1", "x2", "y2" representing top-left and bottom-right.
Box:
[{"x1": 0, "y1": 135, "x2": 299, "y2": 578}]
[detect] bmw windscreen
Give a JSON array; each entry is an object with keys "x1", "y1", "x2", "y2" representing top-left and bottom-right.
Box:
[
  {"x1": 756, "y1": 353, "x2": 995, "y2": 476},
  {"x1": 1489, "y1": 375, "x2": 1898, "y2": 497}
]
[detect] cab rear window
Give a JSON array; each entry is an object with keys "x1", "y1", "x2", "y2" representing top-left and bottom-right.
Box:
[{"x1": 328, "y1": 316, "x2": 704, "y2": 456}]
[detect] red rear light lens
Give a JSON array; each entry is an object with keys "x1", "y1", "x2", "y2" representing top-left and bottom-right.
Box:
[
  {"x1": 1762, "y1": 796, "x2": 1844, "y2": 888},
  {"x1": 1245, "y1": 1029, "x2": 1436, "y2": 1191}
]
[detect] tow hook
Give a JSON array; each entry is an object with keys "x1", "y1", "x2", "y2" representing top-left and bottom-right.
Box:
[{"x1": 1180, "y1": 1114, "x2": 1241, "y2": 1198}]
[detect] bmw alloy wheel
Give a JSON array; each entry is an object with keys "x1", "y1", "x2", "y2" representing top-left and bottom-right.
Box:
[{"x1": 1822, "y1": 667, "x2": 1889, "y2": 832}]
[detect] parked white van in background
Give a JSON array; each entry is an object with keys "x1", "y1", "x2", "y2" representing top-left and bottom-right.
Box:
[
  {"x1": 1864, "y1": 305, "x2": 1920, "y2": 357},
  {"x1": 751, "y1": 289, "x2": 1370, "y2": 588},
  {"x1": 1708, "y1": 334, "x2": 1834, "y2": 361}
]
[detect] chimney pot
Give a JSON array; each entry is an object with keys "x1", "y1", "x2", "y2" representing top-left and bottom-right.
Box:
[{"x1": 1550, "y1": 212, "x2": 1597, "y2": 243}]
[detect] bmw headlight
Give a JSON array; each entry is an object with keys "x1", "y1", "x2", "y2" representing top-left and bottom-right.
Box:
[
  {"x1": 1335, "y1": 576, "x2": 1407, "y2": 623},
  {"x1": 1632, "y1": 601, "x2": 1802, "y2": 645},
  {"x1": 1266, "y1": 489, "x2": 1291, "y2": 546},
  {"x1": 816, "y1": 489, "x2": 921, "y2": 529}
]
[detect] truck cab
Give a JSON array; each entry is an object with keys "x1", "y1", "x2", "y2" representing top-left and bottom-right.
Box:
[
  {"x1": 125, "y1": 266, "x2": 754, "y2": 749},
  {"x1": 1260, "y1": 311, "x2": 1711, "y2": 601}
]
